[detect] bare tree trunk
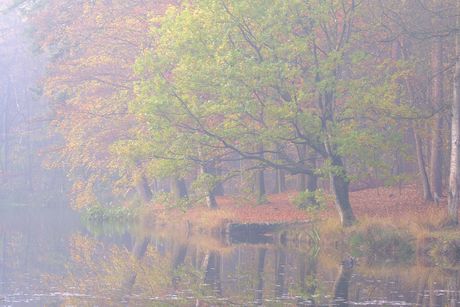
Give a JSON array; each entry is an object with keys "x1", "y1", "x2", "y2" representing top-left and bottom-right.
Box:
[
  {"x1": 431, "y1": 35, "x2": 444, "y2": 198},
  {"x1": 448, "y1": 16, "x2": 460, "y2": 224},
  {"x1": 415, "y1": 131, "x2": 433, "y2": 200}
]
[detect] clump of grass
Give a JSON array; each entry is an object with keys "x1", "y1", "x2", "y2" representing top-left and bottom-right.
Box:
[
  {"x1": 409, "y1": 208, "x2": 451, "y2": 236},
  {"x1": 347, "y1": 217, "x2": 412, "y2": 256},
  {"x1": 195, "y1": 208, "x2": 235, "y2": 234},
  {"x1": 318, "y1": 218, "x2": 343, "y2": 244},
  {"x1": 408, "y1": 208, "x2": 452, "y2": 249},
  {"x1": 83, "y1": 203, "x2": 137, "y2": 221}
]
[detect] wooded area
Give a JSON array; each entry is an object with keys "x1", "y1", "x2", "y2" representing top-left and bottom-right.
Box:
[{"x1": 2, "y1": 0, "x2": 460, "y2": 226}]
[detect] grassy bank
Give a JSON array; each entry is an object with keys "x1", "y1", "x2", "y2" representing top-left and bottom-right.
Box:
[
  {"x1": 131, "y1": 187, "x2": 459, "y2": 259},
  {"x1": 278, "y1": 207, "x2": 460, "y2": 261}
]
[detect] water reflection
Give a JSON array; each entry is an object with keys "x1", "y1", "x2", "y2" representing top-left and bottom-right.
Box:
[
  {"x1": 0, "y1": 206, "x2": 460, "y2": 306},
  {"x1": 0, "y1": 206, "x2": 86, "y2": 306}
]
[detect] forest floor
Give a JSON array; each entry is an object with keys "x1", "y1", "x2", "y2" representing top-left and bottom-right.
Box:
[{"x1": 154, "y1": 184, "x2": 447, "y2": 227}]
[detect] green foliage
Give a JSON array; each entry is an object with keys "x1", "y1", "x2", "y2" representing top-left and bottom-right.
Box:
[
  {"x1": 82, "y1": 203, "x2": 137, "y2": 222},
  {"x1": 130, "y1": 0, "x2": 413, "y2": 212},
  {"x1": 290, "y1": 189, "x2": 332, "y2": 216}
]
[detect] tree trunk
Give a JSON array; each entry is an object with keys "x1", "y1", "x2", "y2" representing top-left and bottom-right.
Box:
[
  {"x1": 327, "y1": 150, "x2": 356, "y2": 227},
  {"x1": 448, "y1": 18, "x2": 460, "y2": 224},
  {"x1": 431, "y1": 35, "x2": 444, "y2": 198},
  {"x1": 136, "y1": 175, "x2": 153, "y2": 204},
  {"x1": 298, "y1": 144, "x2": 307, "y2": 192},
  {"x1": 200, "y1": 164, "x2": 218, "y2": 209},
  {"x1": 171, "y1": 176, "x2": 188, "y2": 201},
  {"x1": 298, "y1": 145, "x2": 317, "y2": 207},
  {"x1": 273, "y1": 149, "x2": 286, "y2": 194},
  {"x1": 306, "y1": 149, "x2": 318, "y2": 206},
  {"x1": 255, "y1": 168, "x2": 266, "y2": 203},
  {"x1": 415, "y1": 130, "x2": 433, "y2": 200},
  {"x1": 273, "y1": 169, "x2": 286, "y2": 194},
  {"x1": 255, "y1": 145, "x2": 267, "y2": 204},
  {"x1": 392, "y1": 39, "x2": 405, "y2": 177},
  {"x1": 213, "y1": 166, "x2": 224, "y2": 196}
]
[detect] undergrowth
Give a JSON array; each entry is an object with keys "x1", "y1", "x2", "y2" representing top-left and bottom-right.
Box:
[
  {"x1": 83, "y1": 203, "x2": 137, "y2": 221},
  {"x1": 318, "y1": 209, "x2": 457, "y2": 259}
]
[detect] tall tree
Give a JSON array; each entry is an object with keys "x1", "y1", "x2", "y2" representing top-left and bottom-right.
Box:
[
  {"x1": 134, "y1": 0, "x2": 410, "y2": 225},
  {"x1": 29, "y1": 0, "x2": 178, "y2": 208},
  {"x1": 448, "y1": 2, "x2": 460, "y2": 224},
  {"x1": 430, "y1": 34, "x2": 444, "y2": 199}
]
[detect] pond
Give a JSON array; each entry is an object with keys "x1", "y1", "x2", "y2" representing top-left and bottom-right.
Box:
[{"x1": 0, "y1": 205, "x2": 458, "y2": 306}]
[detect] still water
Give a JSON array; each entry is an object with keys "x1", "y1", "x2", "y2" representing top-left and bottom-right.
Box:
[{"x1": 0, "y1": 205, "x2": 458, "y2": 306}]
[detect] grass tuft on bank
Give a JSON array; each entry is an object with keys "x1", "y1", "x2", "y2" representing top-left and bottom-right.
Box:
[{"x1": 316, "y1": 207, "x2": 459, "y2": 260}]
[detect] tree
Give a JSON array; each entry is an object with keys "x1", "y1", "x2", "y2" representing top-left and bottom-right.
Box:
[
  {"x1": 448, "y1": 2, "x2": 460, "y2": 224},
  {"x1": 0, "y1": 1, "x2": 49, "y2": 202},
  {"x1": 363, "y1": 0, "x2": 459, "y2": 203},
  {"x1": 29, "y1": 0, "x2": 179, "y2": 208},
  {"x1": 133, "y1": 0, "x2": 409, "y2": 226}
]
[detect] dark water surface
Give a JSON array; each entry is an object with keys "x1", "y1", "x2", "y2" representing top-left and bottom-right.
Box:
[{"x1": 0, "y1": 205, "x2": 458, "y2": 306}]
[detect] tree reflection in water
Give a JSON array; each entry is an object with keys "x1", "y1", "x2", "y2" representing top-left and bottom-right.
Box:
[
  {"x1": 5, "y1": 207, "x2": 460, "y2": 306},
  {"x1": 37, "y1": 223, "x2": 460, "y2": 307}
]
